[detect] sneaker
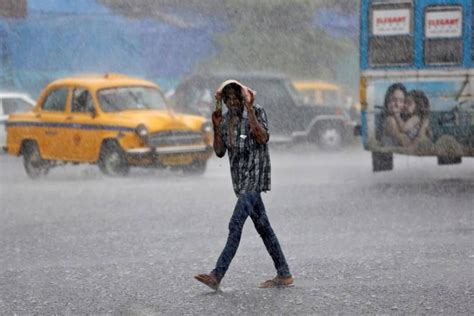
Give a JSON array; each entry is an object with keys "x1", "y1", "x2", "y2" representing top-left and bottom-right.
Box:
[
  {"x1": 194, "y1": 272, "x2": 220, "y2": 291},
  {"x1": 259, "y1": 275, "x2": 294, "y2": 288}
]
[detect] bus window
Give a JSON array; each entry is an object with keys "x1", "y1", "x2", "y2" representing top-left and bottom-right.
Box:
[
  {"x1": 472, "y1": 4, "x2": 474, "y2": 62},
  {"x1": 424, "y1": 6, "x2": 463, "y2": 65},
  {"x1": 369, "y1": 1, "x2": 413, "y2": 66}
]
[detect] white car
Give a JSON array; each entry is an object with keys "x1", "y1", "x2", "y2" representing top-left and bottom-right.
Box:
[{"x1": 0, "y1": 93, "x2": 35, "y2": 151}]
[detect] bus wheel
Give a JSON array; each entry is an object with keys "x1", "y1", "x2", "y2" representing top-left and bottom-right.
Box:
[
  {"x1": 437, "y1": 156, "x2": 462, "y2": 165},
  {"x1": 372, "y1": 152, "x2": 393, "y2": 172},
  {"x1": 98, "y1": 141, "x2": 130, "y2": 176},
  {"x1": 22, "y1": 141, "x2": 49, "y2": 179}
]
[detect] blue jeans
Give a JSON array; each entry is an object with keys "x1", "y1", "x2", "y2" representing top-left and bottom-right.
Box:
[{"x1": 212, "y1": 192, "x2": 291, "y2": 281}]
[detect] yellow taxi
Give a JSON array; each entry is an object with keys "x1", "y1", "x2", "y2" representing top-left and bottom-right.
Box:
[
  {"x1": 293, "y1": 80, "x2": 345, "y2": 107},
  {"x1": 6, "y1": 73, "x2": 213, "y2": 178},
  {"x1": 293, "y1": 80, "x2": 361, "y2": 121}
]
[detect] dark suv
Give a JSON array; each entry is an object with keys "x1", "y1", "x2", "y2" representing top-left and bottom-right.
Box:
[{"x1": 172, "y1": 72, "x2": 355, "y2": 150}]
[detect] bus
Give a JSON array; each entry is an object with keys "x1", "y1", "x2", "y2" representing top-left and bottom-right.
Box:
[{"x1": 359, "y1": 0, "x2": 473, "y2": 171}]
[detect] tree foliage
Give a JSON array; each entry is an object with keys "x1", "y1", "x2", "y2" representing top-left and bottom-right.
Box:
[{"x1": 196, "y1": 1, "x2": 358, "y2": 91}]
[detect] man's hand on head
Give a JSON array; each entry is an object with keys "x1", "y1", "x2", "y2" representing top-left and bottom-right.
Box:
[
  {"x1": 244, "y1": 89, "x2": 255, "y2": 112},
  {"x1": 212, "y1": 110, "x2": 223, "y2": 130}
]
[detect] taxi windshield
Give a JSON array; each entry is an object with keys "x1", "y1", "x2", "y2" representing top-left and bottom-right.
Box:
[{"x1": 98, "y1": 86, "x2": 167, "y2": 112}]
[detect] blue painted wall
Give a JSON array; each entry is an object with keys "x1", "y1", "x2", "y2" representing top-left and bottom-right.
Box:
[
  {"x1": 0, "y1": 0, "x2": 224, "y2": 96},
  {"x1": 0, "y1": 0, "x2": 358, "y2": 97}
]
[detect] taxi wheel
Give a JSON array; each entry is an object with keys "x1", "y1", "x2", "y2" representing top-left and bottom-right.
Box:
[
  {"x1": 22, "y1": 142, "x2": 49, "y2": 179},
  {"x1": 182, "y1": 160, "x2": 207, "y2": 175},
  {"x1": 98, "y1": 142, "x2": 130, "y2": 176}
]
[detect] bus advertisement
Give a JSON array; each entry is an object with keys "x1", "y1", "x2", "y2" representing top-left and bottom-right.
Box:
[{"x1": 359, "y1": 0, "x2": 473, "y2": 172}]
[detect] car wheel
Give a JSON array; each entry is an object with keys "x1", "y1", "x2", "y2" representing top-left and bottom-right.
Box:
[
  {"x1": 98, "y1": 142, "x2": 130, "y2": 176},
  {"x1": 181, "y1": 160, "x2": 207, "y2": 175},
  {"x1": 317, "y1": 126, "x2": 342, "y2": 150},
  {"x1": 22, "y1": 142, "x2": 49, "y2": 179}
]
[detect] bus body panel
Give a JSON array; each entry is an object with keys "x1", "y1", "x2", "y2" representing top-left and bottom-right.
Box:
[
  {"x1": 362, "y1": 69, "x2": 473, "y2": 156},
  {"x1": 360, "y1": 0, "x2": 473, "y2": 158}
]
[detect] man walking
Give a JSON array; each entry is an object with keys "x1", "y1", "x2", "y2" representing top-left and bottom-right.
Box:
[{"x1": 194, "y1": 80, "x2": 293, "y2": 290}]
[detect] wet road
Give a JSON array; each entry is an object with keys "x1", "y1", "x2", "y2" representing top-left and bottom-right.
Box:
[{"x1": 1, "y1": 145, "x2": 473, "y2": 314}]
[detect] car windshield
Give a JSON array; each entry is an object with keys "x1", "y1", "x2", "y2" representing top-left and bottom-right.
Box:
[
  {"x1": 98, "y1": 86, "x2": 167, "y2": 112},
  {"x1": 286, "y1": 81, "x2": 307, "y2": 105}
]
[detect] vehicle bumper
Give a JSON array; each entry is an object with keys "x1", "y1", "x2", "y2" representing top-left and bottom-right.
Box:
[
  {"x1": 290, "y1": 120, "x2": 357, "y2": 143},
  {"x1": 125, "y1": 144, "x2": 213, "y2": 166},
  {"x1": 342, "y1": 120, "x2": 357, "y2": 141}
]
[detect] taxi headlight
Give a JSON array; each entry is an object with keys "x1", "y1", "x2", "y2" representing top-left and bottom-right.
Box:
[
  {"x1": 201, "y1": 121, "x2": 212, "y2": 133},
  {"x1": 135, "y1": 124, "x2": 149, "y2": 142}
]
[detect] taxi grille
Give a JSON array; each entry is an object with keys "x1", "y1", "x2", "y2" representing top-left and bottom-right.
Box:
[{"x1": 148, "y1": 130, "x2": 203, "y2": 147}]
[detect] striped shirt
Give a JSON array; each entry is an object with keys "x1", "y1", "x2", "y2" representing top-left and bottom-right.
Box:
[{"x1": 218, "y1": 104, "x2": 271, "y2": 196}]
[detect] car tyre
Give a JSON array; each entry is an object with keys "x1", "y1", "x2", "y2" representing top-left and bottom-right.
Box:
[
  {"x1": 22, "y1": 142, "x2": 49, "y2": 179},
  {"x1": 98, "y1": 141, "x2": 130, "y2": 176},
  {"x1": 181, "y1": 160, "x2": 207, "y2": 175},
  {"x1": 316, "y1": 125, "x2": 343, "y2": 151}
]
